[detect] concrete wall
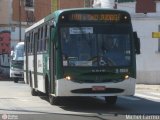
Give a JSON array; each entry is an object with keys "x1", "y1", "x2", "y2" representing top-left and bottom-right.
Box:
[
  {"x1": 132, "y1": 19, "x2": 160, "y2": 84},
  {"x1": 58, "y1": 0, "x2": 85, "y2": 9},
  {"x1": 118, "y1": 2, "x2": 160, "y2": 84}
]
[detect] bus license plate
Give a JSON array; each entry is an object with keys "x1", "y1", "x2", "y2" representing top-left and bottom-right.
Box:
[{"x1": 92, "y1": 86, "x2": 106, "y2": 91}]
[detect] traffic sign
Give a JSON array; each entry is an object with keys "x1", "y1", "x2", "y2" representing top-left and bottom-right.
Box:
[{"x1": 152, "y1": 32, "x2": 160, "y2": 38}]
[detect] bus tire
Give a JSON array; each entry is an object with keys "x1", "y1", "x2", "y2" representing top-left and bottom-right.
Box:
[
  {"x1": 105, "y1": 96, "x2": 117, "y2": 105},
  {"x1": 49, "y1": 95, "x2": 55, "y2": 105},
  {"x1": 45, "y1": 75, "x2": 50, "y2": 95},
  {"x1": 31, "y1": 88, "x2": 38, "y2": 96},
  {"x1": 29, "y1": 71, "x2": 32, "y2": 87},
  {"x1": 49, "y1": 95, "x2": 60, "y2": 105},
  {"x1": 14, "y1": 78, "x2": 18, "y2": 83}
]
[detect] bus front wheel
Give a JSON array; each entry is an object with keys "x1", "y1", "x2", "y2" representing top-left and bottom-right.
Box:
[
  {"x1": 105, "y1": 96, "x2": 117, "y2": 105},
  {"x1": 31, "y1": 88, "x2": 38, "y2": 96}
]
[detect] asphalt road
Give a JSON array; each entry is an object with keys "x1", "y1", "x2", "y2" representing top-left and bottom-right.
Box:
[{"x1": 0, "y1": 81, "x2": 160, "y2": 120}]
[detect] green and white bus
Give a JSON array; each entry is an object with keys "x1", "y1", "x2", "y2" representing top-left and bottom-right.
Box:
[{"x1": 24, "y1": 8, "x2": 140, "y2": 105}]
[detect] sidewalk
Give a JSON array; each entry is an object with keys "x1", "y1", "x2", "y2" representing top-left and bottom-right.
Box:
[{"x1": 136, "y1": 84, "x2": 160, "y2": 92}]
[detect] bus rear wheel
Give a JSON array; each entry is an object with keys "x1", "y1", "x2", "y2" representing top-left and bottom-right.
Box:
[
  {"x1": 49, "y1": 95, "x2": 59, "y2": 105},
  {"x1": 31, "y1": 88, "x2": 38, "y2": 96},
  {"x1": 105, "y1": 96, "x2": 117, "y2": 105}
]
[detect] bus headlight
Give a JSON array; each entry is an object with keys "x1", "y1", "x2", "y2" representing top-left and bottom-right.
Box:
[
  {"x1": 125, "y1": 75, "x2": 129, "y2": 79},
  {"x1": 65, "y1": 76, "x2": 71, "y2": 80}
]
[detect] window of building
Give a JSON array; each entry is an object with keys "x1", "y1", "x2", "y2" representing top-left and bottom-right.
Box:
[
  {"x1": 24, "y1": 0, "x2": 34, "y2": 7},
  {"x1": 136, "y1": 0, "x2": 156, "y2": 14}
]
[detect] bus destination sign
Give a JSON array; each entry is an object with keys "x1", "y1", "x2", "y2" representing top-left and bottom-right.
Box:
[{"x1": 68, "y1": 13, "x2": 121, "y2": 22}]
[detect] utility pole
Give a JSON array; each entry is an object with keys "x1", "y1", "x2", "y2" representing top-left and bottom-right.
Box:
[{"x1": 19, "y1": 0, "x2": 21, "y2": 42}]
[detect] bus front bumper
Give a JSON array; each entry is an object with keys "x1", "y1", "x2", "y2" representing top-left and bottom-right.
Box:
[
  {"x1": 55, "y1": 78, "x2": 136, "y2": 97},
  {"x1": 10, "y1": 69, "x2": 24, "y2": 78}
]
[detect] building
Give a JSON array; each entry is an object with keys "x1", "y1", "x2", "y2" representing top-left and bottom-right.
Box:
[
  {"x1": 93, "y1": 0, "x2": 160, "y2": 84},
  {"x1": 12, "y1": 0, "x2": 51, "y2": 23},
  {"x1": 0, "y1": 0, "x2": 52, "y2": 76},
  {"x1": 0, "y1": 0, "x2": 94, "y2": 77},
  {"x1": 51, "y1": 0, "x2": 93, "y2": 12}
]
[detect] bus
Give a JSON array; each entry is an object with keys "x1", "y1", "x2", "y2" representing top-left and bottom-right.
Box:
[
  {"x1": 10, "y1": 42, "x2": 24, "y2": 83},
  {"x1": 24, "y1": 8, "x2": 140, "y2": 105}
]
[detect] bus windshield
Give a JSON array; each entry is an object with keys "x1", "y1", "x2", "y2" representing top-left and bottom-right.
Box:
[
  {"x1": 13, "y1": 44, "x2": 24, "y2": 61},
  {"x1": 61, "y1": 24, "x2": 131, "y2": 67}
]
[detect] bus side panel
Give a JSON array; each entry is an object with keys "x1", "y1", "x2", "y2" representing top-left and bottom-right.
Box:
[
  {"x1": 24, "y1": 55, "x2": 27, "y2": 83},
  {"x1": 28, "y1": 55, "x2": 35, "y2": 88},
  {"x1": 37, "y1": 54, "x2": 46, "y2": 93}
]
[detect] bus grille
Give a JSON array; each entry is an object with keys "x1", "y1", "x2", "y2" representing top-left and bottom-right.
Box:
[{"x1": 71, "y1": 88, "x2": 124, "y2": 94}]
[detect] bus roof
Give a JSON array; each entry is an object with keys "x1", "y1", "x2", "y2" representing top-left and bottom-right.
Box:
[
  {"x1": 25, "y1": 8, "x2": 130, "y2": 33},
  {"x1": 16, "y1": 42, "x2": 24, "y2": 47},
  {"x1": 17, "y1": 42, "x2": 24, "y2": 45}
]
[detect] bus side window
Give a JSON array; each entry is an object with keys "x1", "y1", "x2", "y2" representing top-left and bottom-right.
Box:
[
  {"x1": 31, "y1": 32, "x2": 34, "y2": 54},
  {"x1": 25, "y1": 35, "x2": 30, "y2": 55},
  {"x1": 44, "y1": 24, "x2": 49, "y2": 51},
  {"x1": 29, "y1": 33, "x2": 31, "y2": 54},
  {"x1": 40, "y1": 27, "x2": 44, "y2": 52},
  {"x1": 37, "y1": 28, "x2": 40, "y2": 52}
]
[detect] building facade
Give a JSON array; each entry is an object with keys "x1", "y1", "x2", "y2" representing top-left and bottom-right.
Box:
[
  {"x1": 93, "y1": 0, "x2": 160, "y2": 84},
  {"x1": 51, "y1": 0, "x2": 93, "y2": 12},
  {"x1": 0, "y1": 0, "x2": 12, "y2": 76},
  {"x1": 0, "y1": 0, "x2": 52, "y2": 76}
]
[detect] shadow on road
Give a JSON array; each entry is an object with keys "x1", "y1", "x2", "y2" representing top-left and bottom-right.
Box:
[{"x1": 39, "y1": 96, "x2": 160, "y2": 115}]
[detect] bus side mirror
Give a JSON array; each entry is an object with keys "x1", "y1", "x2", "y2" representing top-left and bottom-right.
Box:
[{"x1": 133, "y1": 32, "x2": 141, "y2": 54}]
